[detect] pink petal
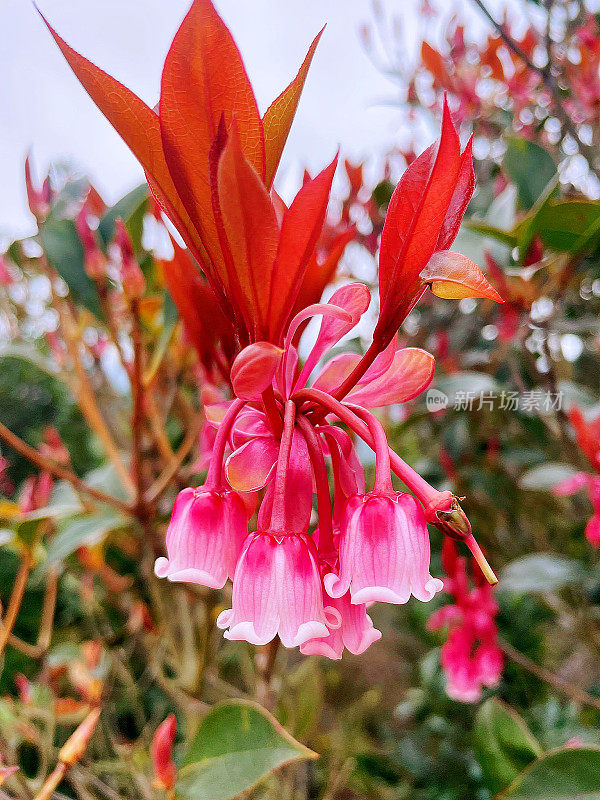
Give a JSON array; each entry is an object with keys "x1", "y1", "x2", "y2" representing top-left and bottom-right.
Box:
[
  {"x1": 296, "y1": 283, "x2": 370, "y2": 388},
  {"x1": 347, "y1": 348, "x2": 435, "y2": 407},
  {"x1": 226, "y1": 437, "x2": 278, "y2": 492}
]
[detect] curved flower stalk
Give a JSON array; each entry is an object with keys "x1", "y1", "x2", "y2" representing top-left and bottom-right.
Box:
[
  {"x1": 44, "y1": 0, "x2": 503, "y2": 657},
  {"x1": 428, "y1": 539, "x2": 503, "y2": 702}
]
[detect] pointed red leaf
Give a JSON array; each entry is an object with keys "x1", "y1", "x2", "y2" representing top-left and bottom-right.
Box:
[
  {"x1": 421, "y1": 251, "x2": 504, "y2": 302},
  {"x1": 268, "y1": 155, "x2": 338, "y2": 342},
  {"x1": 263, "y1": 28, "x2": 324, "y2": 187},
  {"x1": 436, "y1": 137, "x2": 475, "y2": 250},
  {"x1": 217, "y1": 127, "x2": 279, "y2": 339},
  {"x1": 162, "y1": 243, "x2": 234, "y2": 370},
  {"x1": 376, "y1": 100, "x2": 461, "y2": 336},
  {"x1": 159, "y1": 0, "x2": 265, "y2": 291},
  {"x1": 39, "y1": 11, "x2": 220, "y2": 297}
]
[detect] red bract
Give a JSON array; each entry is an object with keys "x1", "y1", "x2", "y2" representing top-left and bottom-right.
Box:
[{"x1": 45, "y1": 0, "x2": 502, "y2": 658}]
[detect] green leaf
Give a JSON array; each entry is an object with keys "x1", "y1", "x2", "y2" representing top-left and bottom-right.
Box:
[
  {"x1": 466, "y1": 221, "x2": 518, "y2": 248},
  {"x1": 504, "y1": 139, "x2": 557, "y2": 211},
  {"x1": 515, "y1": 200, "x2": 600, "y2": 253},
  {"x1": 40, "y1": 218, "x2": 103, "y2": 319},
  {"x1": 97, "y1": 184, "x2": 149, "y2": 252},
  {"x1": 498, "y1": 746, "x2": 600, "y2": 799},
  {"x1": 519, "y1": 463, "x2": 579, "y2": 491},
  {"x1": 499, "y1": 554, "x2": 586, "y2": 593},
  {"x1": 474, "y1": 698, "x2": 542, "y2": 794},
  {"x1": 45, "y1": 508, "x2": 126, "y2": 565},
  {"x1": 176, "y1": 700, "x2": 317, "y2": 800}
]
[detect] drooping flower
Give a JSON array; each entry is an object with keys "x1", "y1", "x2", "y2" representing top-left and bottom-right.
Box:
[
  {"x1": 217, "y1": 531, "x2": 337, "y2": 648},
  {"x1": 154, "y1": 485, "x2": 248, "y2": 588},
  {"x1": 325, "y1": 491, "x2": 443, "y2": 605},
  {"x1": 300, "y1": 590, "x2": 381, "y2": 660},
  {"x1": 553, "y1": 407, "x2": 600, "y2": 547},
  {"x1": 428, "y1": 539, "x2": 503, "y2": 702}
]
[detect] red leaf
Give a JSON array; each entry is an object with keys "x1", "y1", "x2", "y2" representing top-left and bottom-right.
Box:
[
  {"x1": 162, "y1": 243, "x2": 234, "y2": 371},
  {"x1": 376, "y1": 100, "x2": 461, "y2": 337},
  {"x1": 263, "y1": 28, "x2": 324, "y2": 187},
  {"x1": 268, "y1": 155, "x2": 338, "y2": 342},
  {"x1": 420, "y1": 251, "x2": 504, "y2": 302},
  {"x1": 39, "y1": 11, "x2": 217, "y2": 299},
  {"x1": 159, "y1": 0, "x2": 265, "y2": 292},
  {"x1": 436, "y1": 137, "x2": 475, "y2": 251},
  {"x1": 421, "y1": 42, "x2": 449, "y2": 86},
  {"x1": 217, "y1": 127, "x2": 279, "y2": 340}
]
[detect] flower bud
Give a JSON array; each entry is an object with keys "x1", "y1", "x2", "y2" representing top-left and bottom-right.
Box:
[
  {"x1": 58, "y1": 707, "x2": 102, "y2": 765},
  {"x1": 152, "y1": 714, "x2": 177, "y2": 790}
]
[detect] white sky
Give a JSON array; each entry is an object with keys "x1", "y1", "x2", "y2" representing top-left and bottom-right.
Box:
[{"x1": 0, "y1": 0, "x2": 522, "y2": 239}]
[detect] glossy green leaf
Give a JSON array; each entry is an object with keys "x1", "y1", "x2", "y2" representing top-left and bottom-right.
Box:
[
  {"x1": 498, "y1": 746, "x2": 600, "y2": 799},
  {"x1": 499, "y1": 554, "x2": 586, "y2": 593},
  {"x1": 40, "y1": 218, "x2": 103, "y2": 318},
  {"x1": 97, "y1": 183, "x2": 149, "y2": 251},
  {"x1": 474, "y1": 698, "x2": 542, "y2": 794},
  {"x1": 504, "y1": 139, "x2": 557, "y2": 211},
  {"x1": 516, "y1": 200, "x2": 600, "y2": 253},
  {"x1": 176, "y1": 700, "x2": 317, "y2": 800}
]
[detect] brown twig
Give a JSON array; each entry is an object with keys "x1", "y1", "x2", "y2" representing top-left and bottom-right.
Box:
[
  {"x1": 470, "y1": 0, "x2": 600, "y2": 176},
  {"x1": 500, "y1": 638, "x2": 600, "y2": 712},
  {"x1": 0, "y1": 550, "x2": 33, "y2": 658},
  {"x1": 0, "y1": 421, "x2": 132, "y2": 515},
  {"x1": 144, "y1": 417, "x2": 201, "y2": 505},
  {"x1": 8, "y1": 566, "x2": 59, "y2": 658}
]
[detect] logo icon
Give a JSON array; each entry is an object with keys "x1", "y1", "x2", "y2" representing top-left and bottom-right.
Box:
[{"x1": 426, "y1": 388, "x2": 449, "y2": 412}]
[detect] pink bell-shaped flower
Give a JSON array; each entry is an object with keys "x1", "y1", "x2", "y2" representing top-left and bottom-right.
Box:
[
  {"x1": 324, "y1": 491, "x2": 443, "y2": 605},
  {"x1": 216, "y1": 531, "x2": 336, "y2": 648},
  {"x1": 154, "y1": 486, "x2": 248, "y2": 588},
  {"x1": 300, "y1": 590, "x2": 381, "y2": 660}
]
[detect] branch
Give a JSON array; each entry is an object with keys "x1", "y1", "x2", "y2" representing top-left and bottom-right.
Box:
[
  {"x1": 0, "y1": 421, "x2": 132, "y2": 515},
  {"x1": 144, "y1": 417, "x2": 201, "y2": 505},
  {"x1": 470, "y1": 0, "x2": 600, "y2": 176},
  {"x1": 500, "y1": 638, "x2": 600, "y2": 712}
]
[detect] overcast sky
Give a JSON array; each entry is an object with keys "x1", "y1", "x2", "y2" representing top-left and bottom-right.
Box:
[{"x1": 0, "y1": 0, "x2": 522, "y2": 239}]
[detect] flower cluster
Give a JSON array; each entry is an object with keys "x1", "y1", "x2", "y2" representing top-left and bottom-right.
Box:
[
  {"x1": 553, "y1": 407, "x2": 600, "y2": 547},
  {"x1": 44, "y1": 0, "x2": 502, "y2": 658},
  {"x1": 428, "y1": 539, "x2": 503, "y2": 702}
]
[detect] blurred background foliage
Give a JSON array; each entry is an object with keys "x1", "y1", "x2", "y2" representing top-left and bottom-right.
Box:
[{"x1": 3, "y1": 0, "x2": 600, "y2": 799}]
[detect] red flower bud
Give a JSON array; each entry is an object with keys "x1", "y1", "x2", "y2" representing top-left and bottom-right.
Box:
[{"x1": 151, "y1": 714, "x2": 177, "y2": 790}]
